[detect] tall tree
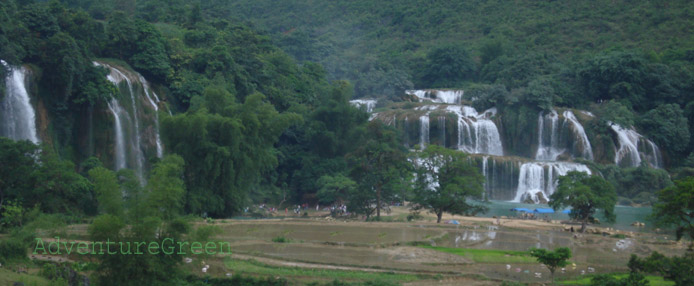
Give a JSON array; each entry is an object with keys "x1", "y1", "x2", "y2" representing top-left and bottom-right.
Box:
[
  {"x1": 549, "y1": 171, "x2": 617, "y2": 232},
  {"x1": 529, "y1": 247, "x2": 572, "y2": 285},
  {"x1": 652, "y1": 176, "x2": 694, "y2": 250},
  {"x1": 347, "y1": 121, "x2": 410, "y2": 219},
  {"x1": 411, "y1": 145, "x2": 486, "y2": 223}
]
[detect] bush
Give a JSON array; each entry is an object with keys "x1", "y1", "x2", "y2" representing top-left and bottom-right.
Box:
[
  {"x1": 0, "y1": 238, "x2": 27, "y2": 262},
  {"x1": 272, "y1": 236, "x2": 290, "y2": 243}
]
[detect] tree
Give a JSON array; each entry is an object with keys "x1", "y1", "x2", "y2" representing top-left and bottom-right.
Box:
[
  {"x1": 145, "y1": 155, "x2": 186, "y2": 220},
  {"x1": 347, "y1": 121, "x2": 410, "y2": 219},
  {"x1": 420, "y1": 44, "x2": 476, "y2": 88},
  {"x1": 590, "y1": 272, "x2": 648, "y2": 286},
  {"x1": 638, "y1": 104, "x2": 690, "y2": 154},
  {"x1": 529, "y1": 247, "x2": 572, "y2": 285},
  {"x1": 629, "y1": 252, "x2": 694, "y2": 286},
  {"x1": 88, "y1": 167, "x2": 123, "y2": 217},
  {"x1": 411, "y1": 145, "x2": 486, "y2": 223},
  {"x1": 652, "y1": 177, "x2": 694, "y2": 250},
  {"x1": 549, "y1": 171, "x2": 617, "y2": 232},
  {"x1": 316, "y1": 174, "x2": 355, "y2": 206}
]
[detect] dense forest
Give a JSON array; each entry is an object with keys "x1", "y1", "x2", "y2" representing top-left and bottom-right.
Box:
[{"x1": 2, "y1": 0, "x2": 694, "y2": 285}]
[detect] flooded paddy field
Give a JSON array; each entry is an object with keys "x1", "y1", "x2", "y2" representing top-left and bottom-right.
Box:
[
  {"x1": 193, "y1": 207, "x2": 685, "y2": 285},
  {"x1": 39, "y1": 206, "x2": 686, "y2": 285}
]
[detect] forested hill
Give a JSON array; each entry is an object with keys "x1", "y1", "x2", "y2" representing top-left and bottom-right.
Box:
[{"x1": 215, "y1": 0, "x2": 694, "y2": 95}]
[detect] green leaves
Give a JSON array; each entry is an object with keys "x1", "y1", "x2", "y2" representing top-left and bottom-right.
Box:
[
  {"x1": 530, "y1": 247, "x2": 572, "y2": 284},
  {"x1": 411, "y1": 145, "x2": 486, "y2": 222},
  {"x1": 550, "y1": 171, "x2": 617, "y2": 231},
  {"x1": 652, "y1": 177, "x2": 694, "y2": 244}
]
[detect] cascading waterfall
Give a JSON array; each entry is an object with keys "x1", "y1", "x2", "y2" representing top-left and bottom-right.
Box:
[
  {"x1": 513, "y1": 162, "x2": 592, "y2": 203},
  {"x1": 447, "y1": 105, "x2": 503, "y2": 156},
  {"x1": 0, "y1": 60, "x2": 39, "y2": 143},
  {"x1": 562, "y1": 110, "x2": 593, "y2": 160},
  {"x1": 535, "y1": 110, "x2": 562, "y2": 161},
  {"x1": 139, "y1": 75, "x2": 163, "y2": 158},
  {"x1": 438, "y1": 116, "x2": 446, "y2": 147},
  {"x1": 349, "y1": 99, "x2": 377, "y2": 113},
  {"x1": 536, "y1": 109, "x2": 594, "y2": 161},
  {"x1": 94, "y1": 61, "x2": 164, "y2": 182},
  {"x1": 406, "y1": 90, "x2": 463, "y2": 104},
  {"x1": 107, "y1": 100, "x2": 127, "y2": 170},
  {"x1": 610, "y1": 122, "x2": 662, "y2": 168},
  {"x1": 419, "y1": 115, "x2": 429, "y2": 150}
]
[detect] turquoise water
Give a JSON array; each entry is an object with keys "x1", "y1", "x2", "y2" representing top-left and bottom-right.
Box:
[{"x1": 473, "y1": 200, "x2": 654, "y2": 232}]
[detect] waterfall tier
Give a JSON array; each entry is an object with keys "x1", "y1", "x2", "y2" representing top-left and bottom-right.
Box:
[
  {"x1": 406, "y1": 89, "x2": 464, "y2": 104},
  {"x1": 0, "y1": 60, "x2": 39, "y2": 143},
  {"x1": 610, "y1": 122, "x2": 662, "y2": 168},
  {"x1": 94, "y1": 62, "x2": 165, "y2": 182},
  {"x1": 349, "y1": 99, "x2": 377, "y2": 113},
  {"x1": 535, "y1": 109, "x2": 593, "y2": 161}
]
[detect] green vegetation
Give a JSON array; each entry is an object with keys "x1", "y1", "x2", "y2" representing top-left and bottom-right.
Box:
[
  {"x1": 559, "y1": 273, "x2": 673, "y2": 286},
  {"x1": 411, "y1": 145, "x2": 487, "y2": 223},
  {"x1": 223, "y1": 258, "x2": 421, "y2": 284},
  {"x1": 550, "y1": 172, "x2": 617, "y2": 232},
  {"x1": 421, "y1": 246, "x2": 535, "y2": 264},
  {"x1": 652, "y1": 177, "x2": 694, "y2": 248},
  {"x1": 529, "y1": 247, "x2": 572, "y2": 285}
]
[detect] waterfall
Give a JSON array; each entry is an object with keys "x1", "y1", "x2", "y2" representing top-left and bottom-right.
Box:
[
  {"x1": 139, "y1": 75, "x2": 163, "y2": 158},
  {"x1": 107, "y1": 100, "x2": 127, "y2": 170},
  {"x1": 535, "y1": 110, "x2": 562, "y2": 161},
  {"x1": 406, "y1": 89, "x2": 463, "y2": 104},
  {"x1": 0, "y1": 60, "x2": 39, "y2": 143},
  {"x1": 513, "y1": 162, "x2": 592, "y2": 203},
  {"x1": 610, "y1": 122, "x2": 662, "y2": 168},
  {"x1": 447, "y1": 105, "x2": 503, "y2": 156},
  {"x1": 419, "y1": 115, "x2": 429, "y2": 150},
  {"x1": 94, "y1": 61, "x2": 164, "y2": 182},
  {"x1": 438, "y1": 116, "x2": 446, "y2": 147},
  {"x1": 349, "y1": 99, "x2": 377, "y2": 113},
  {"x1": 536, "y1": 109, "x2": 594, "y2": 161},
  {"x1": 563, "y1": 110, "x2": 593, "y2": 160}
]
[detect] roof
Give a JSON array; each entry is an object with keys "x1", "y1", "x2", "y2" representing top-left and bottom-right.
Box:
[
  {"x1": 533, "y1": 208, "x2": 555, "y2": 214},
  {"x1": 511, "y1": 208, "x2": 532, "y2": 212}
]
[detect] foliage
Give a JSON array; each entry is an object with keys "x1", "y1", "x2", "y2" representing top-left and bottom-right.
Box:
[
  {"x1": 550, "y1": 171, "x2": 617, "y2": 232},
  {"x1": 590, "y1": 272, "x2": 649, "y2": 286},
  {"x1": 163, "y1": 92, "x2": 300, "y2": 217},
  {"x1": 411, "y1": 145, "x2": 487, "y2": 223},
  {"x1": 638, "y1": 104, "x2": 690, "y2": 153},
  {"x1": 418, "y1": 44, "x2": 475, "y2": 88},
  {"x1": 629, "y1": 252, "x2": 694, "y2": 286},
  {"x1": 347, "y1": 121, "x2": 411, "y2": 219},
  {"x1": 529, "y1": 247, "x2": 572, "y2": 285},
  {"x1": 316, "y1": 174, "x2": 356, "y2": 206},
  {"x1": 651, "y1": 177, "x2": 694, "y2": 246},
  {"x1": 88, "y1": 167, "x2": 123, "y2": 216}
]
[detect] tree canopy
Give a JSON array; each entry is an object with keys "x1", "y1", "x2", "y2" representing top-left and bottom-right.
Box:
[{"x1": 549, "y1": 171, "x2": 617, "y2": 232}]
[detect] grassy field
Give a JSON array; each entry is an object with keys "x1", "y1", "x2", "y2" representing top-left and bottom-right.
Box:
[
  {"x1": 419, "y1": 246, "x2": 536, "y2": 264},
  {"x1": 222, "y1": 258, "x2": 427, "y2": 284},
  {"x1": 559, "y1": 274, "x2": 674, "y2": 286},
  {"x1": 0, "y1": 268, "x2": 50, "y2": 286}
]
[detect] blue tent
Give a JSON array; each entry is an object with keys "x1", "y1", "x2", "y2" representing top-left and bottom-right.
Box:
[
  {"x1": 511, "y1": 208, "x2": 532, "y2": 212},
  {"x1": 562, "y1": 209, "x2": 572, "y2": 214},
  {"x1": 533, "y1": 208, "x2": 555, "y2": 214}
]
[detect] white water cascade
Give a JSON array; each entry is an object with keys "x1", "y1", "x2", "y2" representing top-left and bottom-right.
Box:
[
  {"x1": 139, "y1": 75, "x2": 164, "y2": 158},
  {"x1": 513, "y1": 162, "x2": 592, "y2": 203},
  {"x1": 536, "y1": 109, "x2": 594, "y2": 161},
  {"x1": 447, "y1": 105, "x2": 503, "y2": 156},
  {"x1": 94, "y1": 62, "x2": 165, "y2": 182},
  {"x1": 406, "y1": 89, "x2": 463, "y2": 104},
  {"x1": 106, "y1": 100, "x2": 127, "y2": 170},
  {"x1": 610, "y1": 122, "x2": 662, "y2": 168},
  {"x1": 563, "y1": 110, "x2": 593, "y2": 160},
  {"x1": 419, "y1": 115, "x2": 429, "y2": 150},
  {"x1": 535, "y1": 110, "x2": 562, "y2": 161},
  {"x1": 349, "y1": 99, "x2": 377, "y2": 113},
  {"x1": 0, "y1": 60, "x2": 39, "y2": 143}
]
